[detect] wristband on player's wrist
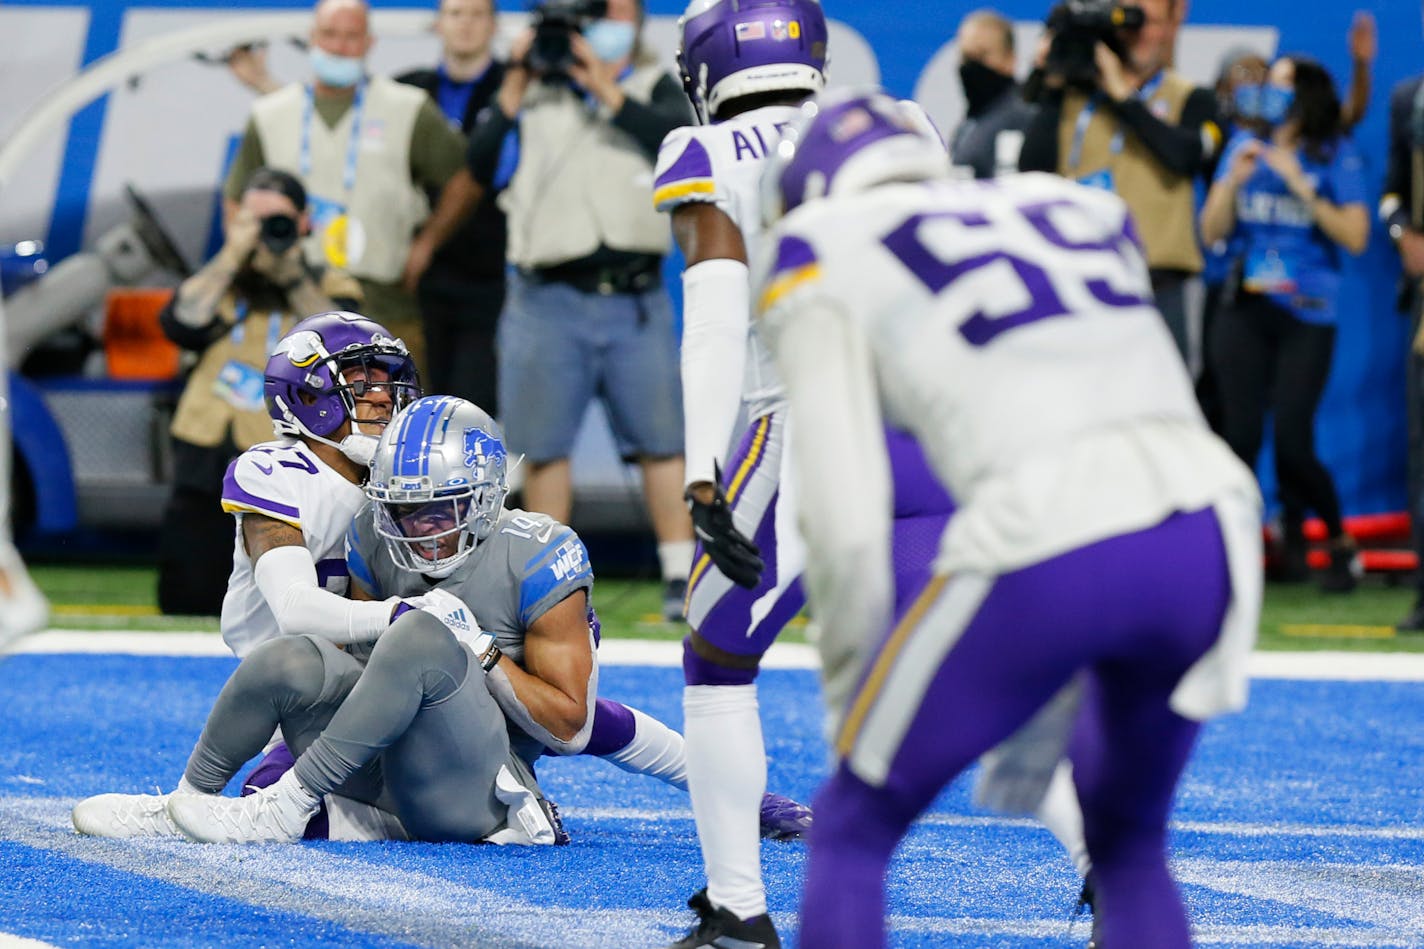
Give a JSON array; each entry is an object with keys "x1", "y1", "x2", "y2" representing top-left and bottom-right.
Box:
[{"x1": 479, "y1": 644, "x2": 503, "y2": 672}]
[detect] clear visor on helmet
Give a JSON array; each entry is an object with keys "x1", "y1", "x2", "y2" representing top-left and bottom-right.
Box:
[{"x1": 375, "y1": 495, "x2": 475, "y2": 572}]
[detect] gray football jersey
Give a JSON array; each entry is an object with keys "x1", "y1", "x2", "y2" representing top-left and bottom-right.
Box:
[{"x1": 346, "y1": 505, "x2": 594, "y2": 665}]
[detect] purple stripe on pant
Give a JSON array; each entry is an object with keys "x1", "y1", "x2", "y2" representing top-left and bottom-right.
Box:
[
  {"x1": 684, "y1": 424, "x2": 954, "y2": 685},
  {"x1": 801, "y1": 506, "x2": 1231, "y2": 949}
]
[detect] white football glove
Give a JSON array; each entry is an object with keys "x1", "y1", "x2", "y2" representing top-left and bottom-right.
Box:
[{"x1": 394, "y1": 588, "x2": 496, "y2": 660}]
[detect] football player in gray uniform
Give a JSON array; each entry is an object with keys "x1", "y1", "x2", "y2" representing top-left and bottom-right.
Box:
[{"x1": 348, "y1": 396, "x2": 811, "y2": 834}]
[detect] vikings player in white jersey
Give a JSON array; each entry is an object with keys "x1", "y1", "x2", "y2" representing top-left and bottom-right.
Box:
[
  {"x1": 653, "y1": 4, "x2": 960, "y2": 945},
  {"x1": 218, "y1": 311, "x2": 421, "y2": 658},
  {"x1": 757, "y1": 90, "x2": 1264, "y2": 949}
]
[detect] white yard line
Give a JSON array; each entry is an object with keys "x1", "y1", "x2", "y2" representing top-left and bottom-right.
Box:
[
  {"x1": 0, "y1": 797, "x2": 670, "y2": 949},
  {"x1": 567, "y1": 806, "x2": 1424, "y2": 841},
  {"x1": 4, "y1": 797, "x2": 1420, "y2": 948},
  {"x1": 10, "y1": 631, "x2": 1424, "y2": 681}
]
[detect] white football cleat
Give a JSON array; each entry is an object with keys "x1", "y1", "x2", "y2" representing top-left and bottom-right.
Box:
[
  {"x1": 168, "y1": 770, "x2": 319, "y2": 844},
  {"x1": 0, "y1": 540, "x2": 47, "y2": 655},
  {"x1": 72, "y1": 791, "x2": 188, "y2": 838}
]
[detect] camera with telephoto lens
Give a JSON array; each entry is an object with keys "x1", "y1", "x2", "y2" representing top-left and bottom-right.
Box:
[
  {"x1": 526, "y1": 0, "x2": 607, "y2": 78},
  {"x1": 1044, "y1": 0, "x2": 1146, "y2": 89},
  {"x1": 259, "y1": 214, "x2": 299, "y2": 256}
]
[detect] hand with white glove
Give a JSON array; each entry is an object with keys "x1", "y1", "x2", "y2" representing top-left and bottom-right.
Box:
[{"x1": 391, "y1": 588, "x2": 501, "y2": 670}]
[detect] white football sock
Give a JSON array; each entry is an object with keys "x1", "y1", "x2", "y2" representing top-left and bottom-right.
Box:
[
  {"x1": 1036, "y1": 760, "x2": 1091, "y2": 878},
  {"x1": 601, "y1": 706, "x2": 689, "y2": 790},
  {"x1": 659, "y1": 540, "x2": 696, "y2": 581},
  {"x1": 684, "y1": 683, "x2": 767, "y2": 920}
]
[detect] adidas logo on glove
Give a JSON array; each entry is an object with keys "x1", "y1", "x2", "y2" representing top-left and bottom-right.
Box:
[{"x1": 401, "y1": 588, "x2": 484, "y2": 649}]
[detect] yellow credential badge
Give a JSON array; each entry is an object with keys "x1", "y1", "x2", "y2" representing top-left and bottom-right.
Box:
[{"x1": 323, "y1": 214, "x2": 351, "y2": 269}]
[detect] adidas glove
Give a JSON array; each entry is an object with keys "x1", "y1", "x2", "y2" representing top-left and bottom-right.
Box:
[{"x1": 394, "y1": 588, "x2": 500, "y2": 669}]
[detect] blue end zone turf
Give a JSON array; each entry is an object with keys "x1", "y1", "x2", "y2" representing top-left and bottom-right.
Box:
[{"x1": 2, "y1": 654, "x2": 1423, "y2": 946}]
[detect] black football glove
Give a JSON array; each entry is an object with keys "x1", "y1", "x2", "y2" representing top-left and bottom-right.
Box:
[{"x1": 687, "y1": 463, "x2": 765, "y2": 590}]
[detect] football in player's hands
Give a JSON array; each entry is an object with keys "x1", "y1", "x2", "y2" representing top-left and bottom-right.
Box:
[{"x1": 687, "y1": 465, "x2": 765, "y2": 590}]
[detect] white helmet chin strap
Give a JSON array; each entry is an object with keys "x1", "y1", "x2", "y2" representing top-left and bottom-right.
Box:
[
  {"x1": 279, "y1": 405, "x2": 383, "y2": 468},
  {"x1": 337, "y1": 432, "x2": 379, "y2": 467}
]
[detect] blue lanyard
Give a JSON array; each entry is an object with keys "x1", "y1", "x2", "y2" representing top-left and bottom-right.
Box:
[
  {"x1": 231, "y1": 300, "x2": 285, "y2": 353},
  {"x1": 300, "y1": 80, "x2": 367, "y2": 196},
  {"x1": 1068, "y1": 71, "x2": 1165, "y2": 172}
]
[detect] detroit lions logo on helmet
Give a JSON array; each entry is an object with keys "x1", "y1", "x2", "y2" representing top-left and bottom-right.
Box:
[{"x1": 464, "y1": 428, "x2": 502, "y2": 469}]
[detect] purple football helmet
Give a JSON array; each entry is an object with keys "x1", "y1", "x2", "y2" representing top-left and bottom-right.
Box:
[
  {"x1": 762, "y1": 88, "x2": 950, "y2": 224},
  {"x1": 677, "y1": 0, "x2": 829, "y2": 124},
  {"x1": 264, "y1": 311, "x2": 421, "y2": 463}
]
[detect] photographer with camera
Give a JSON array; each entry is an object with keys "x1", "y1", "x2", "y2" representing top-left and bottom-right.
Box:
[
  {"x1": 456, "y1": 0, "x2": 697, "y2": 620},
  {"x1": 157, "y1": 167, "x2": 361, "y2": 616},
  {"x1": 1020, "y1": 0, "x2": 1222, "y2": 374}
]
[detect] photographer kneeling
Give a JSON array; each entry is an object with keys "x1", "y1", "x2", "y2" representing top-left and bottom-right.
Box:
[
  {"x1": 158, "y1": 167, "x2": 361, "y2": 615},
  {"x1": 460, "y1": 0, "x2": 697, "y2": 617},
  {"x1": 1021, "y1": 0, "x2": 1222, "y2": 374}
]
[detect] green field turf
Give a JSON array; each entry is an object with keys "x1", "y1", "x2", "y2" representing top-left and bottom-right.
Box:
[{"x1": 26, "y1": 564, "x2": 1424, "y2": 651}]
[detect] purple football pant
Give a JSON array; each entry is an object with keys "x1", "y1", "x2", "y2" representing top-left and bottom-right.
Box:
[
  {"x1": 801, "y1": 507, "x2": 1231, "y2": 949},
  {"x1": 683, "y1": 418, "x2": 953, "y2": 685}
]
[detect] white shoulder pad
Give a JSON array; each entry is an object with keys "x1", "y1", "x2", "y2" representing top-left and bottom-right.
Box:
[
  {"x1": 653, "y1": 125, "x2": 722, "y2": 212},
  {"x1": 220, "y1": 443, "x2": 317, "y2": 528}
]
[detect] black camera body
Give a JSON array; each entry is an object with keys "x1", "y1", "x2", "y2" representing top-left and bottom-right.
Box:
[
  {"x1": 1045, "y1": 0, "x2": 1146, "y2": 88},
  {"x1": 527, "y1": 0, "x2": 608, "y2": 78},
  {"x1": 259, "y1": 214, "x2": 300, "y2": 256}
]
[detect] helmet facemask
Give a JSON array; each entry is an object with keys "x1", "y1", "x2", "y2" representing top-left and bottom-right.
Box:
[
  {"x1": 375, "y1": 493, "x2": 479, "y2": 577},
  {"x1": 325, "y1": 349, "x2": 422, "y2": 465}
]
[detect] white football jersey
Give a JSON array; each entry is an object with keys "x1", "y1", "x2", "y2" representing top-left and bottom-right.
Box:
[
  {"x1": 218, "y1": 439, "x2": 367, "y2": 657},
  {"x1": 654, "y1": 104, "x2": 802, "y2": 418},
  {"x1": 758, "y1": 173, "x2": 1259, "y2": 572}
]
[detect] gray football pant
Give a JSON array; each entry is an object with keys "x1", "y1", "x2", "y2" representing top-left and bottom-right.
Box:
[{"x1": 182, "y1": 611, "x2": 530, "y2": 842}]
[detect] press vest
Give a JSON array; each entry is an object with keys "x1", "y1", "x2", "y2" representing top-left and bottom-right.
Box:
[
  {"x1": 501, "y1": 63, "x2": 672, "y2": 269},
  {"x1": 252, "y1": 77, "x2": 429, "y2": 283},
  {"x1": 1058, "y1": 72, "x2": 1203, "y2": 273},
  {"x1": 170, "y1": 296, "x2": 299, "y2": 450}
]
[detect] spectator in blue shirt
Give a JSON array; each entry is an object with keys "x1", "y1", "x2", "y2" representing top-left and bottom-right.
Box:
[{"x1": 1200, "y1": 54, "x2": 1369, "y2": 592}]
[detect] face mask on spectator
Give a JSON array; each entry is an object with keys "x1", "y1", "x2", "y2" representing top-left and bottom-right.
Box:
[
  {"x1": 1231, "y1": 83, "x2": 1262, "y2": 121},
  {"x1": 585, "y1": 19, "x2": 636, "y2": 62},
  {"x1": 310, "y1": 47, "x2": 365, "y2": 87},
  {"x1": 1233, "y1": 83, "x2": 1293, "y2": 127},
  {"x1": 1258, "y1": 85, "x2": 1295, "y2": 126},
  {"x1": 959, "y1": 59, "x2": 1016, "y2": 118}
]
